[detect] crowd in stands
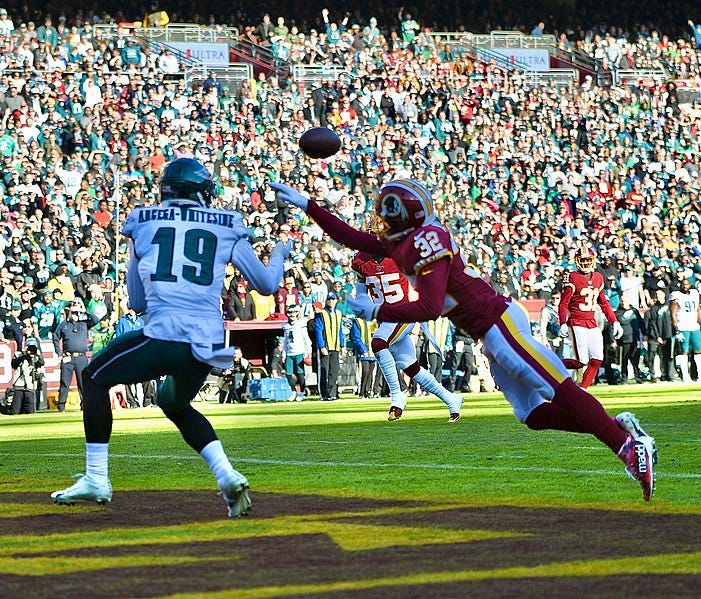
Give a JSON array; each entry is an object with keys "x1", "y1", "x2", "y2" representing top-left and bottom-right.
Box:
[{"x1": 0, "y1": 4, "x2": 699, "y2": 405}]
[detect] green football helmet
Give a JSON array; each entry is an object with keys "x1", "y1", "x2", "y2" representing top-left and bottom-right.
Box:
[{"x1": 160, "y1": 158, "x2": 217, "y2": 207}]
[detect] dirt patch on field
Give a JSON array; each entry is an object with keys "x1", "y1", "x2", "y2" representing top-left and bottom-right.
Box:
[{"x1": 1, "y1": 491, "x2": 699, "y2": 598}]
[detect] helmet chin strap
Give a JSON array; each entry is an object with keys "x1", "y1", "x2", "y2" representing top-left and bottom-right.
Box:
[
  {"x1": 385, "y1": 226, "x2": 415, "y2": 241},
  {"x1": 384, "y1": 214, "x2": 436, "y2": 240}
]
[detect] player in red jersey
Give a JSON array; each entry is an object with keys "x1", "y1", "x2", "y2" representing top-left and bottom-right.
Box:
[
  {"x1": 558, "y1": 247, "x2": 623, "y2": 388},
  {"x1": 271, "y1": 179, "x2": 657, "y2": 501},
  {"x1": 352, "y1": 251, "x2": 462, "y2": 422}
]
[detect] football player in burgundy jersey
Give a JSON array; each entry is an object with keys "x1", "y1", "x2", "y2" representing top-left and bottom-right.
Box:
[
  {"x1": 352, "y1": 251, "x2": 462, "y2": 422},
  {"x1": 558, "y1": 248, "x2": 623, "y2": 388},
  {"x1": 271, "y1": 179, "x2": 657, "y2": 501}
]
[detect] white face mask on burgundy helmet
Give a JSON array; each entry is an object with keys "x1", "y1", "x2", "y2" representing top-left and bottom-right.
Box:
[{"x1": 575, "y1": 247, "x2": 597, "y2": 274}]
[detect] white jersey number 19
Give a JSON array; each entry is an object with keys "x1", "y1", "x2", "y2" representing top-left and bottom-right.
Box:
[{"x1": 150, "y1": 227, "x2": 218, "y2": 286}]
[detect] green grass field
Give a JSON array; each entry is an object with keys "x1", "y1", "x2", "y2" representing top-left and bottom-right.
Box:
[{"x1": 1, "y1": 385, "x2": 700, "y2": 597}]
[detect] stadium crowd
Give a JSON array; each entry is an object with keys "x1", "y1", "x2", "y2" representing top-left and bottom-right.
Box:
[{"x1": 0, "y1": 3, "x2": 700, "y2": 411}]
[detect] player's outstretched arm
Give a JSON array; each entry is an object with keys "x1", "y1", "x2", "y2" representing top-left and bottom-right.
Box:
[
  {"x1": 270, "y1": 182, "x2": 384, "y2": 255},
  {"x1": 126, "y1": 239, "x2": 146, "y2": 313},
  {"x1": 377, "y1": 258, "x2": 450, "y2": 323},
  {"x1": 347, "y1": 292, "x2": 379, "y2": 320},
  {"x1": 231, "y1": 238, "x2": 291, "y2": 295}
]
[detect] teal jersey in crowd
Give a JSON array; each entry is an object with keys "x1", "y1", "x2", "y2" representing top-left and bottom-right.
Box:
[{"x1": 32, "y1": 300, "x2": 64, "y2": 340}]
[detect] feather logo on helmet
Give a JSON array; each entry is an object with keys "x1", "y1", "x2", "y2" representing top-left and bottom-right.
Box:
[{"x1": 372, "y1": 179, "x2": 435, "y2": 240}]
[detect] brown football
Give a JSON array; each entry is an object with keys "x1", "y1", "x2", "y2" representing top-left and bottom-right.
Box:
[{"x1": 298, "y1": 127, "x2": 341, "y2": 159}]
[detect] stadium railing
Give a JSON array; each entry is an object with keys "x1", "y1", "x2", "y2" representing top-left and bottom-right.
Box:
[
  {"x1": 291, "y1": 64, "x2": 348, "y2": 84},
  {"x1": 187, "y1": 63, "x2": 254, "y2": 91},
  {"x1": 427, "y1": 30, "x2": 557, "y2": 51},
  {"x1": 613, "y1": 69, "x2": 669, "y2": 86},
  {"x1": 428, "y1": 30, "x2": 602, "y2": 84},
  {"x1": 518, "y1": 69, "x2": 579, "y2": 86},
  {"x1": 93, "y1": 23, "x2": 240, "y2": 43}
]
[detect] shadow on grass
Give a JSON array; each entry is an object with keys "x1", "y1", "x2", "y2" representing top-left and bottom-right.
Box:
[{"x1": 1, "y1": 491, "x2": 699, "y2": 598}]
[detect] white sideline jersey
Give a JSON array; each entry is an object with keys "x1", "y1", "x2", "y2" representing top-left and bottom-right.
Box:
[
  {"x1": 123, "y1": 204, "x2": 249, "y2": 345},
  {"x1": 670, "y1": 288, "x2": 701, "y2": 331},
  {"x1": 282, "y1": 319, "x2": 310, "y2": 356}
]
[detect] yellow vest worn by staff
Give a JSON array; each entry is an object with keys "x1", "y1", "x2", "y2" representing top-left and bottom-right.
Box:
[
  {"x1": 425, "y1": 317, "x2": 451, "y2": 355},
  {"x1": 355, "y1": 317, "x2": 377, "y2": 356},
  {"x1": 318, "y1": 308, "x2": 343, "y2": 351}
]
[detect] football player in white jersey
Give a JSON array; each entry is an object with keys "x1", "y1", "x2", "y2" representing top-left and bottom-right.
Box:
[
  {"x1": 670, "y1": 278, "x2": 701, "y2": 382},
  {"x1": 52, "y1": 158, "x2": 289, "y2": 517}
]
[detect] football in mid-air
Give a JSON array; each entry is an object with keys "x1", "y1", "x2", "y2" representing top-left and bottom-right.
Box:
[{"x1": 298, "y1": 127, "x2": 341, "y2": 159}]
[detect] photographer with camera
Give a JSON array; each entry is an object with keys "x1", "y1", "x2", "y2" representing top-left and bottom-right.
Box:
[
  {"x1": 216, "y1": 347, "x2": 251, "y2": 404},
  {"x1": 3, "y1": 337, "x2": 45, "y2": 415}
]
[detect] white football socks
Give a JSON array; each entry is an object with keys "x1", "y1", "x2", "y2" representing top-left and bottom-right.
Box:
[
  {"x1": 85, "y1": 443, "x2": 109, "y2": 479},
  {"x1": 413, "y1": 368, "x2": 462, "y2": 413},
  {"x1": 375, "y1": 348, "x2": 406, "y2": 408},
  {"x1": 200, "y1": 440, "x2": 237, "y2": 487}
]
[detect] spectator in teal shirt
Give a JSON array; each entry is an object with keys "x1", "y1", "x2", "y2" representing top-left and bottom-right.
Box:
[
  {"x1": 0, "y1": 127, "x2": 18, "y2": 157},
  {"x1": 120, "y1": 39, "x2": 142, "y2": 65},
  {"x1": 37, "y1": 17, "x2": 59, "y2": 47},
  {"x1": 33, "y1": 289, "x2": 63, "y2": 340},
  {"x1": 604, "y1": 275, "x2": 622, "y2": 311}
]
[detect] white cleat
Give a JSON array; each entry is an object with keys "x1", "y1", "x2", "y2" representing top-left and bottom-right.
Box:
[
  {"x1": 51, "y1": 474, "x2": 112, "y2": 505},
  {"x1": 220, "y1": 472, "x2": 252, "y2": 517}
]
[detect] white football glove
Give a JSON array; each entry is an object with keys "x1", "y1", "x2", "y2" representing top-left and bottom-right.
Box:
[
  {"x1": 559, "y1": 324, "x2": 569, "y2": 337},
  {"x1": 612, "y1": 321, "x2": 623, "y2": 340},
  {"x1": 269, "y1": 182, "x2": 309, "y2": 210},
  {"x1": 271, "y1": 239, "x2": 292, "y2": 261},
  {"x1": 347, "y1": 293, "x2": 379, "y2": 321},
  {"x1": 676, "y1": 331, "x2": 685, "y2": 342}
]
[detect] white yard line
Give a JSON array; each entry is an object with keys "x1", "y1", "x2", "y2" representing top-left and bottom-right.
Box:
[{"x1": 0, "y1": 452, "x2": 697, "y2": 479}]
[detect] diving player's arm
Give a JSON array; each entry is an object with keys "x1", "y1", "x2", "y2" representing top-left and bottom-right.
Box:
[
  {"x1": 376, "y1": 257, "x2": 450, "y2": 323},
  {"x1": 270, "y1": 183, "x2": 385, "y2": 255},
  {"x1": 306, "y1": 201, "x2": 385, "y2": 255}
]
